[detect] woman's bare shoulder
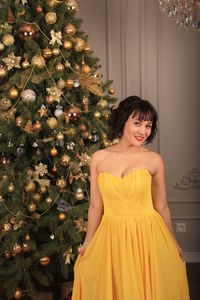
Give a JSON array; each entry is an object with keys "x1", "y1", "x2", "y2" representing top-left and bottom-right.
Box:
[{"x1": 91, "y1": 148, "x2": 109, "y2": 162}]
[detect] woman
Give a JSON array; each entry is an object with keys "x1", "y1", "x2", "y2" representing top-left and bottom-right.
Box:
[{"x1": 72, "y1": 96, "x2": 190, "y2": 300}]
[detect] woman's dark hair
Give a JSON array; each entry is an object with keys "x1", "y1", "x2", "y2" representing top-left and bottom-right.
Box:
[{"x1": 108, "y1": 95, "x2": 158, "y2": 144}]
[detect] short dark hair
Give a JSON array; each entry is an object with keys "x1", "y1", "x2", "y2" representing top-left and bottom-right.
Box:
[{"x1": 108, "y1": 95, "x2": 158, "y2": 144}]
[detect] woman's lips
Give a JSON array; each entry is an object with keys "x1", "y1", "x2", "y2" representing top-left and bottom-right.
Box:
[{"x1": 135, "y1": 136, "x2": 144, "y2": 142}]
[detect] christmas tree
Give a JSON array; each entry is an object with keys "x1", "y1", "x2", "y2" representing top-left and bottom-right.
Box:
[{"x1": 0, "y1": 0, "x2": 117, "y2": 299}]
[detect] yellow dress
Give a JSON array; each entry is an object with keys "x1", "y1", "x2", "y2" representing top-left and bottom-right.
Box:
[{"x1": 72, "y1": 168, "x2": 190, "y2": 300}]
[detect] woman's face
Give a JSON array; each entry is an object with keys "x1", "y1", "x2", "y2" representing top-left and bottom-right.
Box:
[{"x1": 121, "y1": 112, "x2": 153, "y2": 146}]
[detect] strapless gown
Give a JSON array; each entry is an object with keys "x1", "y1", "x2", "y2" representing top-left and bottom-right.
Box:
[{"x1": 72, "y1": 168, "x2": 190, "y2": 300}]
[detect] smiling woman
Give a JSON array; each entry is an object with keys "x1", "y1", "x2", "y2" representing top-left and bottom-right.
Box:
[
  {"x1": 108, "y1": 96, "x2": 158, "y2": 145},
  {"x1": 72, "y1": 96, "x2": 190, "y2": 300}
]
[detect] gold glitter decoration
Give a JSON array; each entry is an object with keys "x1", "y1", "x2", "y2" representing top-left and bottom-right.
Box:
[
  {"x1": 63, "y1": 246, "x2": 75, "y2": 264},
  {"x1": 46, "y1": 86, "x2": 63, "y2": 103},
  {"x1": 74, "y1": 217, "x2": 88, "y2": 232},
  {"x1": 49, "y1": 30, "x2": 62, "y2": 47},
  {"x1": 35, "y1": 163, "x2": 48, "y2": 177},
  {"x1": 79, "y1": 152, "x2": 91, "y2": 167},
  {"x1": 2, "y1": 52, "x2": 21, "y2": 71}
]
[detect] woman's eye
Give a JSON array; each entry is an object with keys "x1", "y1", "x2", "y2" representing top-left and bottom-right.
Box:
[
  {"x1": 146, "y1": 124, "x2": 152, "y2": 129},
  {"x1": 134, "y1": 122, "x2": 140, "y2": 126}
]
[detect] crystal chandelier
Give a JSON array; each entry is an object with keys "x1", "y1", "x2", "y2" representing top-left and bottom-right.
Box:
[{"x1": 158, "y1": 0, "x2": 200, "y2": 30}]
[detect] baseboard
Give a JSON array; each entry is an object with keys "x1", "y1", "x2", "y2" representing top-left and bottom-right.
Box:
[{"x1": 184, "y1": 252, "x2": 200, "y2": 263}]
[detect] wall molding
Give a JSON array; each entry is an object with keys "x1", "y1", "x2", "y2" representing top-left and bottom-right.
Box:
[{"x1": 184, "y1": 252, "x2": 200, "y2": 263}]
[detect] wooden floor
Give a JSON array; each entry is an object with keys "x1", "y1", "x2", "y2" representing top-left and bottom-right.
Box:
[{"x1": 186, "y1": 263, "x2": 200, "y2": 300}]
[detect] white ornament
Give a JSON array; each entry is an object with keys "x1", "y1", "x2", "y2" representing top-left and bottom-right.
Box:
[
  {"x1": 21, "y1": 89, "x2": 36, "y2": 103},
  {"x1": 54, "y1": 105, "x2": 63, "y2": 117}
]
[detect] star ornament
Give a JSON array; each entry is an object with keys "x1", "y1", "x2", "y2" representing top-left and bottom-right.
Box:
[
  {"x1": 46, "y1": 86, "x2": 63, "y2": 103},
  {"x1": 2, "y1": 52, "x2": 21, "y2": 71},
  {"x1": 38, "y1": 105, "x2": 48, "y2": 117},
  {"x1": 49, "y1": 30, "x2": 62, "y2": 47}
]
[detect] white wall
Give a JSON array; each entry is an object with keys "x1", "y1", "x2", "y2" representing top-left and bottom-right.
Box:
[{"x1": 79, "y1": 0, "x2": 200, "y2": 262}]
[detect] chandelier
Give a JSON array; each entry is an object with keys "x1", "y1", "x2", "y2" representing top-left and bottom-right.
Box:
[{"x1": 158, "y1": 0, "x2": 200, "y2": 30}]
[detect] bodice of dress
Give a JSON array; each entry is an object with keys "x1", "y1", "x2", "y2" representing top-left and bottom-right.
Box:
[{"x1": 98, "y1": 168, "x2": 155, "y2": 216}]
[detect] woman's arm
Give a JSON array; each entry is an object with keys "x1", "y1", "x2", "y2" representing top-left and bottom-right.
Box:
[
  {"x1": 80, "y1": 151, "x2": 103, "y2": 255},
  {"x1": 151, "y1": 154, "x2": 184, "y2": 260}
]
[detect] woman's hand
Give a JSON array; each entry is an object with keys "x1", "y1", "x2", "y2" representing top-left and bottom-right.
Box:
[{"x1": 79, "y1": 243, "x2": 89, "y2": 257}]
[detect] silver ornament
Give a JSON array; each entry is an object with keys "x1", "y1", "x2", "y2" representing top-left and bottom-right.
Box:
[
  {"x1": 54, "y1": 105, "x2": 63, "y2": 117},
  {"x1": 66, "y1": 141, "x2": 75, "y2": 150},
  {"x1": 21, "y1": 89, "x2": 36, "y2": 103},
  {"x1": 73, "y1": 79, "x2": 80, "y2": 88}
]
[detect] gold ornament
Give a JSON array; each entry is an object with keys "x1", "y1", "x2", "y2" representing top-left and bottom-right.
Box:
[
  {"x1": 52, "y1": 48, "x2": 60, "y2": 55},
  {"x1": 66, "y1": 78, "x2": 74, "y2": 90},
  {"x1": 56, "y1": 132, "x2": 64, "y2": 141},
  {"x1": 2, "y1": 33, "x2": 14, "y2": 46},
  {"x1": 45, "y1": 12, "x2": 57, "y2": 24},
  {"x1": 84, "y1": 44, "x2": 91, "y2": 54},
  {"x1": 59, "y1": 212, "x2": 66, "y2": 221},
  {"x1": 32, "y1": 193, "x2": 41, "y2": 202},
  {"x1": 77, "y1": 244, "x2": 82, "y2": 254},
  {"x1": 22, "y1": 243, "x2": 31, "y2": 252},
  {"x1": 82, "y1": 96, "x2": 89, "y2": 112},
  {"x1": 47, "y1": 0, "x2": 60, "y2": 6},
  {"x1": 25, "y1": 181, "x2": 36, "y2": 193},
  {"x1": 3, "y1": 222, "x2": 12, "y2": 231},
  {"x1": 18, "y1": 24, "x2": 37, "y2": 40},
  {"x1": 8, "y1": 183, "x2": 15, "y2": 193},
  {"x1": 23, "y1": 120, "x2": 33, "y2": 134},
  {"x1": 46, "y1": 196, "x2": 53, "y2": 204},
  {"x1": 33, "y1": 121, "x2": 42, "y2": 132},
  {"x1": 8, "y1": 87, "x2": 19, "y2": 99},
  {"x1": 16, "y1": 116, "x2": 22, "y2": 127},
  {"x1": 0, "y1": 97, "x2": 12, "y2": 110},
  {"x1": 65, "y1": 60, "x2": 71, "y2": 69},
  {"x1": 22, "y1": 59, "x2": 30, "y2": 69},
  {"x1": 35, "y1": 162, "x2": 48, "y2": 177},
  {"x1": 57, "y1": 78, "x2": 66, "y2": 89},
  {"x1": 40, "y1": 185, "x2": 47, "y2": 194},
  {"x1": 25, "y1": 234, "x2": 30, "y2": 240},
  {"x1": 46, "y1": 117, "x2": 58, "y2": 129},
  {"x1": 28, "y1": 202, "x2": 37, "y2": 212},
  {"x1": 74, "y1": 38, "x2": 85, "y2": 52},
  {"x1": 36, "y1": 5, "x2": 43, "y2": 13},
  {"x1": 94, "y1": 111, "x2": 101, "y2": 118},
  {"x1": 31, "y1": 54, "x2": 45, "y2": 69},
  {"x1": 63, "y1": 40, "x2": 73, "y2": 50},
  {"x1": 97, "y1": 99, "x2": 108, "y2": 108},
  {"x1": 56, "y1": 177, "x2": 67, "y2": 189},
  {"x1": 82, "y1": 64, "x2": 91, "y2": 74},
  {"x1": 60, "y1": 154, "x2": 71, "y2": 167},
  {"x1": 14, "y1": 288, "x2": 23, "y2": 300},
  {"x1": 75, "y1": 188, "x2": 84, "y2": 200},
  {"x1": 0, "y1": 65, "x2": 7, "y2": 78},
  {"x1": 55, "y1": 62, "x2": 65, "y2": 72},
  {"x1": 42, "y1": 48, "x2": 52, "y2": 59},
  {"x1": 64, "y1": 23, "x2": 76, "y2": 35},
  {"x1": 109, "y1": 87, "x2": 115, "y2": 95},
  {"x1": 40, "y1": 256, "x2": 50, "y2": 266},
  {"x1": 74, "y1": 64, "x2": 80, "y2": 72},
  {"x1": 45, "y1": 96, "x2": 54, "y2": 105},
  {"x1": 50, "y1": 147, "x2": 58, "y2": 156},
  {"x1": 2, "y1": 52, "x2": 21, "y2": 71},
  {"x1": 13, "y1": 243, "x2": 22, "y2": 254},
  {"x1": 0, "y1": 42, "x2": 5, "y2": 51}
]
